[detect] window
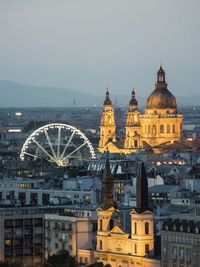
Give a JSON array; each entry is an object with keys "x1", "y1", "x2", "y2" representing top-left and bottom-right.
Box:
[
  {"x1": 135, "y1": 244, "x2": 137, "y2": 254},
  {"x1": 167, "y1": 125, "x2": 170, "y2": 133},
  {"x1": 145, "y1": 222, "x2": 149, "y2": 235},
  {"x1": 152, "y1": 125, "x2": 156, "y2": 134},
  {"x1": 145, "y1": 244, "x2": 149, "y2": 254},
  {"x1": 134, "y1": 222, "x2": 137, "y2": 234},
  {"x1": 109, "y1": 219, "x2": 114, "y2": 230},
  {"x1": 160, "y1": 125, "x2": 164, "y2": 133},
  {"x1": 55, "y1": 232, "x2": 58, "y2": 238},
  {"x1": 99, "y1": 219, "x2": 103, "y2": 231},
  {"x1": 100, "y1": 240, "x2": 102, "y2": 250},
  {"x1": 62, "y1": 223, "x2": 65, "y2": 230},
  {"x1": 173, "y1": 125, "x2": 175, "y2": 133},
  {"x1": 172, "y1": 247, "x2": 177, "y2": 260},
  {"x1": 134, "y1": 140, "x2": 138, "y2": 147},
  {"x1": 55, "y1": 243, "x2": 58, "y2": 249}
]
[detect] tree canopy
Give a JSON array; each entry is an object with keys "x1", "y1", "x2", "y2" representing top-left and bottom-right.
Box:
[{"x1": 44, "y1": 250, "x2": 78, "y2": 267}]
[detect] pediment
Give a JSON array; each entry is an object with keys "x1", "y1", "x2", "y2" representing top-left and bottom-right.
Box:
[{"x1": 109, "y1": 225, "x2": 127, "y2": 235}]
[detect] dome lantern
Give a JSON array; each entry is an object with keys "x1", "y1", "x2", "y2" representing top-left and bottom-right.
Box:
[{"x1": 156, "y1": 66, "x2": 167, "y2": 90}]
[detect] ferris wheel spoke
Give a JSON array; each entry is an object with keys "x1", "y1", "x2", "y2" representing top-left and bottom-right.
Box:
[
  {"x1": 44, "y1": 128, "x2": 57, "y2": 159},
  {"x1": 23, "y1": 151, "x2": 38, "y2": 159},
  {"x1": 57, "y1": 126, "x2": 61, "y2": 159},
  {"x1": 62, "y1": 141, "x2": 87, "y2": 161},
  {"x1": 32, "y1": 138, "x2": 56, "y2": 163},
  {"x1": 60, "y1": 130, "x2": 75, "y2": 159}
]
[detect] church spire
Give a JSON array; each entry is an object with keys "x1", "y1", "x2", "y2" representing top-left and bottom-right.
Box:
[
  {"x1": 104, "y1": 88, "x2": 112, "y2": 106},
  {"x1": 100, "y1": 151, "x2": 116, "y2": 210},
  {"x1": 136, "y1": 162, "x2": 148, "y2": 212},
  {"x1": 128, "y1": 88, "x2": 138, "y2": 109}
]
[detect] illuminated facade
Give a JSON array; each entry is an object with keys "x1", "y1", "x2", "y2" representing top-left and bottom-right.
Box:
[
  {"x1": 99, "y1": 90, "x2": 116, "y2": 149},
  {"x1": 98, "y1": 66, "x2": 183, "y2": 154},
  {"x1": 78, "y1": 160, "x2": 161, "y2": 267}
]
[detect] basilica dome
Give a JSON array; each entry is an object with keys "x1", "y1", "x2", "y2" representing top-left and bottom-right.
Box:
[
  {"x1": 146, "y1": 87, "x2": 177, "y2": 109},
  {"x1": 146, "y1": 66, "x2": 177, "y2": 110}
]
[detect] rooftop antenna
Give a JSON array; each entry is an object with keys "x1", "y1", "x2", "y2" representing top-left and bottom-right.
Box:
[{"x1": 73, "y1": 96, "x2": 76, "y2": 108}]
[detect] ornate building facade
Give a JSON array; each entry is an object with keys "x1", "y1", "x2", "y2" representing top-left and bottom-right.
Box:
[
  {"x1": 98, "y1": 66, "x2": 183, "y2": 154},
  {"x1": 78, "y1": 159, "x2": 160, "y2": 267}
]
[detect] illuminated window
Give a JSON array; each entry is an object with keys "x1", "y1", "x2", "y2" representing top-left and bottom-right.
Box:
[
  {"x1": 4, "y1": 240, "x2": 12, "y2": 246},
  {"x1": 160, "y1": 125, "x2": 164, "y2": 133},
  {"x1": 152, "y1": 125, "x2": 156, "y2": 134}
]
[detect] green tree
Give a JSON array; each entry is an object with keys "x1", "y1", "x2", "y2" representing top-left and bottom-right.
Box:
[{"x1": 44, "y1": 250, "x2": 78, "y2": 267}]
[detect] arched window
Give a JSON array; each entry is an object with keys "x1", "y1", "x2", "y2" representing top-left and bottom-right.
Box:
[
  {"x1": 172, "y1": 125, "x2": 175, "y2": 133},
  {"x1": 148, "y1": 125, "x2": 151, "y2": 134},
  {"x1": 152, "y1": 125, "x2": 156, "y2": 134},
  {"x1": 145, "y1": 222, "x2": 149, "y2": 235},
  {"x1": 134, "y1": 140, "x2": 138, "y2": 147},
  {"x1": 99, "y1": 219, "x2": 103, "y2": 231},
  {"x1": 160, "y1": 125, "x2": 164, "y2": 133},
  {"x1": 167, "y1": 125, "x2": 170, "y2": 133}
]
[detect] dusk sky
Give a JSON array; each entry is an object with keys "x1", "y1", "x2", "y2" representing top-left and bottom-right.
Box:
[{"x1": 0, "y1": 0, "x2": 199, "y2": 97}]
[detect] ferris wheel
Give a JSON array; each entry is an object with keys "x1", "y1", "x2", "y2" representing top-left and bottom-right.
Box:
[{"x1": 20, "y1": 123, "x2": 96, "y2": 167}]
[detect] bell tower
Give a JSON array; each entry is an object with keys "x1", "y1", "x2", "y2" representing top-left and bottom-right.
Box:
[
  {"x1": 96, "y1": 152, "x2": 118, "y2": 252},
  {"x1": 99, "y1": 89, "x2": 116, "y2": 149},
  {"x1": 130, "y1": 162, "x2": 154, "y2": 256},
  {"x1": 124, "y1": 89, "x2": 141, "y2": 149}
]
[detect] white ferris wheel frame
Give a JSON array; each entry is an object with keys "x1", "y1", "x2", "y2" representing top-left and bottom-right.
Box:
[{"x1": 20, "y1": 123, "x2": 96, "y2": 167}]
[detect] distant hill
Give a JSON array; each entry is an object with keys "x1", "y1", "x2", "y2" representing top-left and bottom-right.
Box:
[{"x1": 0, "y1": 80, "x2": 199, "y2": 107}]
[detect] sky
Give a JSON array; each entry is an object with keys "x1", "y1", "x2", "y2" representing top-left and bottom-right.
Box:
[{"x1": 0, "y1": 0, "x2": 199, "y2": 97}]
